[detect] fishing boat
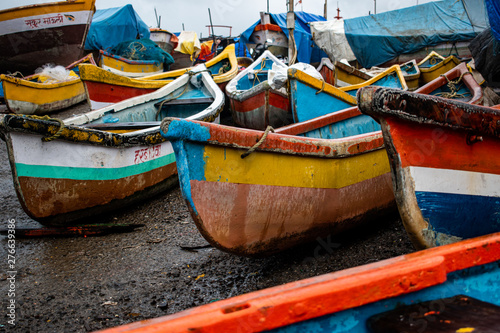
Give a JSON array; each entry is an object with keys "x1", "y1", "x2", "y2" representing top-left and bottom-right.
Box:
[
  {"x1": 149, "y1": 28, "x2": 177, "y2": 54},
  {"x1": 80, "y1": 44, "x2": 238, "y2": 110},
  {"x1": 316, "y1": 57, "x2": 335, "y2": 85},
  {"x1": 0, "y1": 66, "x2": 224, "y2": 226},
  {"x1": 289, "y1": 64, "x2": 407, "y2": 123},
  {"x1": 0, "y1": 0, "x2": 96, "y2": 75},
  {"x1": 417, "y1": 51, "x2": 461, "y2": 86},
  {"x1": 159, "y1": 105, "x2": 394, "y2": 257},
  {"x1": 399, "y1": 59, "x2": 420, "y2": 91},
  {"x1": 333, "y1": 60, "x2": 373, "y2": 87},
  {"x1": 358, "y1": 83, "x2": 494, "y2": 249},
  {"x1": 98, "y1": 232, "x2": 500, "y2": 333},
  {"x1": 99, "y1": 50, "x2": 165, "y2": 77},
  {"x1": 0, "y1": 54, "x2": 95, "y2": 115},
  {"x1": 226, "y1": 50, "x2": 290, "y2": 130}
]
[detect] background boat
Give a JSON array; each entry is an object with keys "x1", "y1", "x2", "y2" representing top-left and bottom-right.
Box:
[
  {"x1": 226, "y1": 50, "x2": 291, "y2": 130},
  {"x1": 99, "y1": 50, "x2": 165, "y2": 77},
  {"x1": 80, "y1": 44, "x2": 238, "y2": 110},
  {"x1": 0, "y1": 67, "x2": 224, "y2": 226},
  {"x1": 417, "y1": 51, "x2": 461, "y2": 86},
  {"x1": 1, "y1": 53, "x2": 95, "y2": 115},
  {"x1": 399, "y1": 59, "x2": 420, "y2": 91},
  {"x1": 0, "y1": 0, "x2": 96, "y2": 74}
]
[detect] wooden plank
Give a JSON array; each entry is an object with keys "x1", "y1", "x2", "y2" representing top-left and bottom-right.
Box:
[{"x1": 155, "y1": 97, "x2": 214, "y2": 107}]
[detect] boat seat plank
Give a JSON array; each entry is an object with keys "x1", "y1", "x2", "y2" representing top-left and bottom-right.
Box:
[
  {"x1": 155, "y1": 97, "x2": 214, "y2": 107},
  {"x1": 367, "y1": 295, "x2": 500, "y2": 332}
]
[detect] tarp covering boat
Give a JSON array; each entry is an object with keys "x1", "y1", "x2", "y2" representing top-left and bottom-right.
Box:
[
  {"x1": 312, "y1": 0, "x2": 488, "y2": 68},
  {"x1": 84, "y1": 4, "x2": 150, "y2": 51},
  {"x1": 240, "y1": 12, "x2": 327, "y2": 64},
  {"x1": 485, "y1": 0, "x2": 500, "y2": 41}
]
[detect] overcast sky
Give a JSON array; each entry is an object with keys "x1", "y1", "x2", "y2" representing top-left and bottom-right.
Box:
[{"x1": 2, "y1": 0, "x2": 434, "y2": 37}]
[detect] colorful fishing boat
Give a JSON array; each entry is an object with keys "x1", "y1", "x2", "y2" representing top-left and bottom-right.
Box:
[
  {"x1": 0, "y1": 66, "x2": 224, "y2": 226},
  {"x1": 99, "y1": 50, "x2": 165, "y2": 77},
  {"x1": 0, "y1": 0, "x2": 96, "y2": 75},
  {"x1": 333, "y1": 60, "x2": 373, "y2": 87},
  {"x1": 417, "y1": 51, "x2": 461, "y2": 86},
  {"x1": 358, "y1": 84, "x2": 494, "y2": 249},
  {"x1": 316, "y1": 57, "x2": 335, "y2": 85},
  {"x1": 399, "y1": 59, "x2": 420, "y2": 91},
  {"x1": 289, "y1": 64, "x2": 407, "y2": 123},
  {"x1": 0, "y1": 54, "x2": 95, "y2": 115},
  {"x1": 98, "y1": 232, "x2": 500, "y2": 333},
  {"x1": 80, "y1": 44, "x2": 238, "y2": 110},
  {"x1": 226, "y1": 50, "x2": 290, "y2": 130},
  {"x1": 149, "y1": 28, "x2": 177, "y2": 54},
  {"x1": 159, "y1": 104, "x2": 394, "y2": 257}
]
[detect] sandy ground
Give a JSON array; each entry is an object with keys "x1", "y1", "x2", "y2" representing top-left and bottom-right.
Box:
[{"x1": 0, "y1": 101, "x2": 415, "y2": 332}]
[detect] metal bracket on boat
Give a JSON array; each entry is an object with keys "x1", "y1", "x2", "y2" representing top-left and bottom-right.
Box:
[
  {"x1": 241, "y1": 126, "x2": 275, "y2": 159},
  {"x1": 466, "y1": 132, "x2": 483, "y2": 145}
]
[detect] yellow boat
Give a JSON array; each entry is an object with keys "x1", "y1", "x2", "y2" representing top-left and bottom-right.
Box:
[
  {"x1": 80, "y1": 44, "x2": 238, "y2": 109},
  {"x1": 0, "y1": 54, "x2": 95, "y2": 115},
  {"x1": 99, "y1": 49, "x2": 165, "y2": 77},
  {"x1": 417, "y1": 51, "x2": 460, "y2": 86},
  {"x1": 399, "y1": 59, "x2": 421, "y2": 91},
  {"x1": 334, "y1": 60, "x2": 373, "y2": 87}
]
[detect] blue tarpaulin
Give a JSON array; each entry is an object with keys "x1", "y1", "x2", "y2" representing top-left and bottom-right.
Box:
[
  {"x1": 485, "y1": 0, "x2": 500, "y2": 41},
  {"x1": 84, "y1": 4, "x2": 150, "y2": 51},
  {"x1": 344, "y1": 0, "x2": 487, "y2": 68},
  {"x1": 240, "y1": 12, "x2": 327, "y2": 64}
]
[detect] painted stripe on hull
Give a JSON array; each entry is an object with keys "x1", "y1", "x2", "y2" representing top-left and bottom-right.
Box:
[
  {"x1": 386, "y1": 116, "x2": 500, "y2": 174},
  {"x1": 101, "y1": 64, "x2": 164, "y2": 78},
  {"x1": 83, "y1": 80, "x2": 157, "y2": 109},
  {"x1": 410, "y1": 166, "x2": 500, "y2": 197},
  {"x1": 6, "y1": 93, "x2": 86, "y2": 115},
  {"x1": 0, "y1": 10, "x2": 92, "y2": 35},
  {"x1": 230, "y1": 90, "x2": 291, "y2": 130},
  {"x1": 11, "y1": 132, "x2": 175, "y2": 171},
  {"x1": 414, "y1": 190, "x2": 500, "y2": 243},
  {"x1": 202, "y1": 145, "x2": 390, "y2": 189},
  {"x1": 190, "y1": 173, "x2": 395, "y2": 255},
  {"x1": 18, "y1": 162, "x2": 177, "y2": 220}
]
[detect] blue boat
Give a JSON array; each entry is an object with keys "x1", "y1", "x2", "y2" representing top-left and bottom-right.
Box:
[{"x1": 288, "y1": 65, "x2": 407, "y2": 123}]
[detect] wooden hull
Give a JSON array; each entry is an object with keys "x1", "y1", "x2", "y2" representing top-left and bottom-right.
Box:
[
  {"x1": 98, "y1": 232, "x2": 500, "y2": 333},
  {"x1": 159, "y1": 107, "x2": 395, "y2": 256},
  {"x1": 334, "y1": 60, "x2": 372, "y2": 87},
  {"x1": 226, "y1": 50, "x2": 291, "y2": 130},
  {"x1": 289, "y1": 65, "x2": 407, "y2": 123},
  {"x1": 0, "y1": 68, "x2": 224, "y2": 226},
  {"x1": 417, "y1": 51, "x2": 461, "y2": 85},
  {"x1": 0, "y1": 0, "x2": 95, "y2": 74},
  {"x1": 229, "y1": 84, "x2": 291, "y2": 130},
  {"x1": 316, "y1": 57, "x2": 335, "y2": 85},
  {"x1": 359, "y1": 87, "x2": 498, "y2": 249},
  {"x1": 99, "y1": 50, "x2": 164, "y2": 77},
  {"x1": 80, "y1": 44, "x2": 238, "y2": 110},
  {"x1": 1, "y1": 74, "x2": 85, "y2": 115}
]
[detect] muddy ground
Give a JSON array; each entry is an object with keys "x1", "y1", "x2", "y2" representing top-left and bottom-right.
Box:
[{"x1": 0, "y1": 101, "x2": 415, "y2": 332}]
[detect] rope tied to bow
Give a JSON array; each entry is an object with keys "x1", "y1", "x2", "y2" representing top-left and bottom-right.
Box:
[
  {"x1": 24, "y1": 115, "x2": 65, "y2": 142},
  {"x1": 435, "y1": 72, "x2": 471, "y2": 99},
  {"x1": 241, "y1": 126, "x2": 274, "y2": 159}
]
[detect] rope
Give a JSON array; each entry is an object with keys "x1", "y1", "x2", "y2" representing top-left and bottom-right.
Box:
[
  {"x1": 24, "y1": 115, "x2": 65, "y2": 142},
  {"x1": 241, "y1": 126, "x2": 274, "y2": 159},
  {"x1": 252, "y1": 57, "x2": 268, "y2": 86},
  {"x1": 434, "y1": 72, "x2": 471, "y2": 99},
  {"x1": 316, "y1": 80, "x2": 326, "y2": 95}
]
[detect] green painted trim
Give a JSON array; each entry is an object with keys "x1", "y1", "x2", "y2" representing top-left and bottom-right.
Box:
[{"x1": 15, "y1": 153, "x2": 176, "y2": 180}]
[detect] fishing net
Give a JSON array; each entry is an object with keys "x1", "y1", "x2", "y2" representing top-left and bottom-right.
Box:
[
  {"x1": 109, "y1": 38, "x2": 175, "y2": 70},
  {"x1": 35, "y1": 65, "x2": 78, "y2": 84}
]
